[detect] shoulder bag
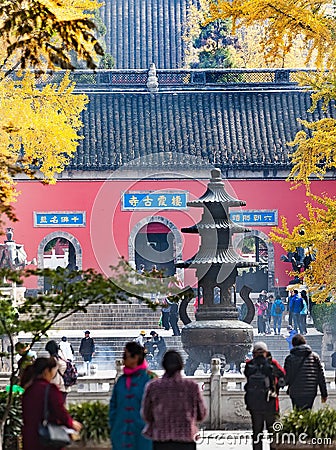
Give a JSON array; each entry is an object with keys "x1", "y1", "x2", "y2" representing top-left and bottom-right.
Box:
[{"x1": 38, "y1": 383, "x2": 71, "y2": 447}]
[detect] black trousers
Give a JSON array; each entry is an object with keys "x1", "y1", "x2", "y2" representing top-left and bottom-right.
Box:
[
  {"x1": 153, "y1": 442, "x2": 196, "y2": 450},
  {"x1": 250, "y1": 410, "x2": 278, "y2": 450},
  {"x1": 291, "y1": 396, "x2": 315, "y2": 410}
]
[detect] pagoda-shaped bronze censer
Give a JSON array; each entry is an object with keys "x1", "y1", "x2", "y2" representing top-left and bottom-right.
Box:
[{"x1": 177, "y1": 169, "x2": 256, "y2": 375}]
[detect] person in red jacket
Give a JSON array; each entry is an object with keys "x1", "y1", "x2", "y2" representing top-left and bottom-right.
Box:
[{"x1": 22, "y1": 356, "x2": 82, "y2": 450}]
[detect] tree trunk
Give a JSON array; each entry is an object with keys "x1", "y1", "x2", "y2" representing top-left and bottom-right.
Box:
[{"x1": 0, "y1": 420, "x2": 5, "y2": 450}]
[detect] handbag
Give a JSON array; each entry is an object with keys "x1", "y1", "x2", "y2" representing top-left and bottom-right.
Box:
[{"x1": 38, "y1": 384, "x2": 71, "y2": 447}]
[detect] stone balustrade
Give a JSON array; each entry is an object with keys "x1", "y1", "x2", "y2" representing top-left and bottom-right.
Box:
[
  {"x1": 1, "y1": 363, "x2": 334, "y2": 430},
  {"x1": 65, "y1": 371, "x2": 336, "y2": 429},
  {"x1": 0, "y1": 366, "x2": 336, "y2": 430}
]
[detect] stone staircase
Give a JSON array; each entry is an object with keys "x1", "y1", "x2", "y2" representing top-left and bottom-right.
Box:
[
  {"x1": 52, "y1": 302, "x2": 164, "y2": 330},
  {"x1": 28, "y1": 299, "x2": 322, "y2": 373},
  {"x1": 253, "y1": 332, "x2": 323, "y2": 367},
  {"x1": 32, "y1": 335, "x2": 186, "y2": 371}
]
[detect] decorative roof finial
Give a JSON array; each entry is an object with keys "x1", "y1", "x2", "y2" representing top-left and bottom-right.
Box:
[{"x1": 147, "y1": 63, "x2": 159, "y2": 93}]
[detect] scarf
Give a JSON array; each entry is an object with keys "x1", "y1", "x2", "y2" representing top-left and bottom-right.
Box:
[{"x1": 124, "y1": 360, "x2": 148, "y2": 389}]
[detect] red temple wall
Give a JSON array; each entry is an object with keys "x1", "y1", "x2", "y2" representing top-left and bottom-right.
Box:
[{"x1": 9, "y1": 178, "x2": 335, "y2": 289}]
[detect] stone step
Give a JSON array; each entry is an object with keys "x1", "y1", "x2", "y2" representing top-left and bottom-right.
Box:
[
  {"x1": 32, "y1": 336, "x2": 187, "y2": 371},
  {"x1": 52, "y1": 302, "x2": 195, "y2": 330},
  {"x1": 33, "y1": 333, "x2": 322, "y2": 368},
  {"x1": 252, "y1": 332, "x2": 323, "y2": 366}
]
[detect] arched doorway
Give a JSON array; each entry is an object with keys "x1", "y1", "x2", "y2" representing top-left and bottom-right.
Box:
[
  {"x1": 135, "y1": 222, "x2": 174, "y2": 276},
  {"x1": 43, "y1": 237, "x2": 76, "y2": 270},
  {"x1": 129, "y1": 216, "x2": 183, "y2": 279},
  {"x1": 235, "y1": 230, "x2": 275, "y2": 293},
  {"x1": 37, "y1": 232, "x2": 82, "y2": 291}
]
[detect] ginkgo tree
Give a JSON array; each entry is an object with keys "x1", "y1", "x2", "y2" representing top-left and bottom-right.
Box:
[
  {"x1": 0, "y1": 0, "x2": 104, "y2": 228},
  {"x1": 0, "y1": 0, "x2": 104, "y2": 71},
  {"x1": 202, "y1": 0, "x2": 336, "y2": 301},
  {"x1": 0, "y1": 73, "x2": 89, "y2": 225}
]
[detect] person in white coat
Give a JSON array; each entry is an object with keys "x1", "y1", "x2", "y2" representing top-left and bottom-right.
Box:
[{"x1": 59, "y1": 336, "x2": 75, "y2": 361}]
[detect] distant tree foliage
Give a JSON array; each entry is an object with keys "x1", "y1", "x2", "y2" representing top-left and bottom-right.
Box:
[
  {"x1": 0, "y1": 0, "x2": 104, "y2": 71},
  {"x1": 206, "y1": 0, "x2": 336, "y2": 69},
  {"x1": 184, "y1": 0, "x2": 235, "y2": 68},
  {"x1": 192, "y1": 19, "x2": 235, "y2": 68}
]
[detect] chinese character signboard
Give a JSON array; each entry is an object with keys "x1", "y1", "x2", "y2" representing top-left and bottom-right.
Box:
[
  {"x1": 122, "y1": 192, "x2": 188, "y2": 210},
  {"x1": 34, "y1": 212, "x2": 86, "y2": 227},
  {"x1": 230, "y1": 210, "x2": 278, "y2": 226}
]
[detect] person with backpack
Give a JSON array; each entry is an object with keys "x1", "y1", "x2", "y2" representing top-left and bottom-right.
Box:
[
  {"x1": 271, "y1": 296, "x2": 285, "y2": 335},
  {"x1": 284, "y1": 334, "x2": 327, "y2": 410},
  {"x1": 244, "y1": 341, "x2": 285, "y2": 450},
  {"x1": 45, "y1": 340, "x2": 70, "y2": 403}
]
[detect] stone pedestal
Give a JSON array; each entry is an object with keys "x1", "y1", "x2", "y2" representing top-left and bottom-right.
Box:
[
  {"x1": 182, "y1": 319, "x2": 254, "y2": 375},
  {"x1": 322, "y1": 323, "x2": 336, "y2": 370}
]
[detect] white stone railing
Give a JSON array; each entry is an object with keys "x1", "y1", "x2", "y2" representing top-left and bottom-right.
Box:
[
  {"x1": 1, "y1": 366, "x2": 335, "y2": 429},
  {"x1": 65, "y1": 370, "x2": 336, "y2": 428}
]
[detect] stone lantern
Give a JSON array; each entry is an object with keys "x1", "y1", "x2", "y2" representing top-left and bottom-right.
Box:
[{"x1": 177, "y1": 169, "x2": 256, "y2": 374}]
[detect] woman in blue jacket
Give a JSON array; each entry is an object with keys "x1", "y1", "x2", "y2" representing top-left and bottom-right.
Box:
[{"x1": 109, "y1": 341, "x2": 156, "y2": 450}]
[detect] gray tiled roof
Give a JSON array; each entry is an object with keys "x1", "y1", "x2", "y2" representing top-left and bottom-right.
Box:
[
  {"x1": 100, "y1": 0, "x2": 190, "y2": 69},
  {"x1": 68, "y1": 88, "x2": 334, "y2": 173}
]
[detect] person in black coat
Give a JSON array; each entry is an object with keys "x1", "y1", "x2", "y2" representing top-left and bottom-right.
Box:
[
  {"x1": 79, "y1": 330, "x2": 95, "y2": 375},
  {"x1": 284, "y1": 334, "x2": 328, "y2": 410}
]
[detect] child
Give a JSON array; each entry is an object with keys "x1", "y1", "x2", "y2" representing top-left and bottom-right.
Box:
[{"x1": 282, "y1": 326, "x2": 297, "y2": 350}]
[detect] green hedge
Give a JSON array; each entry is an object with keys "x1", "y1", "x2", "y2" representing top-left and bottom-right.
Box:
[
  {"x1": 280, "y1": 406, "x2": 336, "y2": 439},
  {"x1": 311, "y1": 303, "x2": 336, "y2": 332},
  {"x1": 68, "y1": 401, "x2": 110, "y2": 444},
  {"x1": 0, "y1": 391, "x2": 22, "y2": 450}
]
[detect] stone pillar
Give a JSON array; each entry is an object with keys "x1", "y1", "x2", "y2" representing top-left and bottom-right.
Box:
[
  {"x1": 210, "y1": 358, "x2": 221, "y2": 429},
  {"x1": 322, "y1": 323, "x2": 335, "y2": 370},
  {"x1": 115, "y1": 359, "x2": 124, "y2": 380}
]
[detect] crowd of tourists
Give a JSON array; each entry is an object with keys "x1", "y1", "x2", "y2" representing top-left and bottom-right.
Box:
[
  {"x1": 14, "y1": 325, "x2": 329, "y2": 450},
  {"x1": 256, "y1": 289, "x2": 308, "y2": 336}
]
